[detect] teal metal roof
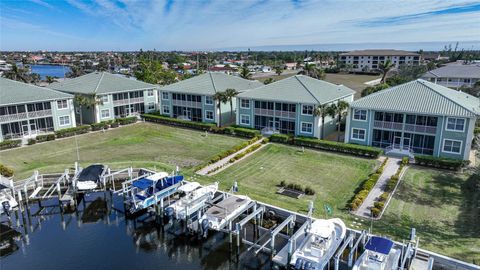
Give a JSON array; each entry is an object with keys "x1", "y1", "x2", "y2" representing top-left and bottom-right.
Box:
[
  {"x1": 351, "y1": 79, "x2": 480, "y2": 117},
  {"x1": 50, "y1": 72, "x2": 157, "y2": 95},
  {"x1": 159, "y1": 72, "x2": 263, "y2": 95},
  {"x1": 0, "y1": 77, "x2": 72, "y2": 106},
  {"x1": 237, "y1": 75, "x2": 355, "y2": 104}
]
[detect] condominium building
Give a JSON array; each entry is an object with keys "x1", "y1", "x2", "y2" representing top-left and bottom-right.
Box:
[
  {"x1": 0, "y1": 77, "x2": 75, "y2": 142},
  {"x1": 339, "y1": 49, "x2": 420, "y2": 72},
  {"x1": 236, "y1": 75, "x2": 355, "y2": 137},
  {"x1": 421, "y1": 64, "x2": 480, "y2": 89},
  {"x1": 345, "y1": 79, "x2": 480, "y2": 160},
  {"x1": 50, "y1": 72, "x2": 158, "y2": 124}
]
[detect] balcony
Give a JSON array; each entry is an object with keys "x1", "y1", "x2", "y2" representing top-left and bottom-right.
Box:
[
  {"x1": 171, "y1": 99, "x2": 202, "y2": 108},
  {"x1": 373, "y1": 121, "x2": 403, "y2": 130},
  {"x1": 113, "y1": 97, "x2": 144, "y2": 106},
  {"x1": 404, "y1": 124, "x2": 436, "y2": 134},
  {"x1": 254, "y1": 108, "x2": 296, "y2": 119},
  {"x1": 0, "y1": 109, "x2": 52, "y2": 123}
]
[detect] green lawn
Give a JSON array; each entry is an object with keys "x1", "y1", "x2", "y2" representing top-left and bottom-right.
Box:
[
  {"x1": 0, "y1": 122, "x2": 246, "y2": 179},
  {"x1": 373, "y1": 167, "x2": 480, "y2": 264}
]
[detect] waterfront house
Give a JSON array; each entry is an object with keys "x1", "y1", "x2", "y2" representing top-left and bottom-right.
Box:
[
  {"x1": 159, "y1": 72, "x2": 262, "y2": 126},
  {"x1": 345, "y1": 79, "x2": 480, "y2": 160},
  {"x1": 421, "y1": 64, "x2": 480, "y2": 89},
  {"x1": 0, "y1": 77, "x2": 75, "y2": 142},
  {"x1": 236, "y1": 75, "x2": 355, "y2": 137},
  {"x1": 50, "y1": 72, "x2": 158, "y2": 124},
  {"x1": 339, "y1": 49, "x2": 420, "y2": 72}
]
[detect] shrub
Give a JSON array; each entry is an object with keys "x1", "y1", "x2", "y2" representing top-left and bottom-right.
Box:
[
  {"x1": 304, "y1": 186, "x2": 315, "y2": 195},
  {"x1": 402, "y1": 157, "x2": 409, "y2": 166},
  {"x1": 91, "y1": 121, "x2": 109, "y2": 131},
  {"x1": 371, "y1": 207, "x2": 381, "y2": 217},
  {"x1": 110, "y1": 121, "x2": 120, "y2": 128},
  {"x1": 414, "y1": 155, "x2": 468, "y2": 170},
  {"x1": 27, "y1": 138, "x2": 36, "y2": 145},
  {"x1": 36, "y1": 134, "x2": 55, "y2": 142},
  {"x1": 116, "y1": 116, "x2": 137, "y2": 125},
  {"x1": 0, "y1": 164, "x2": 14, "y2": 177},
  {"x1": 262, "y1": 137, "x2": 269, "y2": 144},
  {"x1": 279, "y1": 180, "x2": 286, "y2": 187},
  {"x1": 142, "y1": 114, "x2": 216, "y2": 131},
  {"x1": 223, "y1": 126, "x2": 260, "y2": 138},
  {"x1": 0, "y1": 139, "x2": 21, "y2": 150},
  {"x1": 379, "y1": 192, "x2": 389, "y2": 202},
  {"x1": 269, "y1": 134, "x2": 291, "y2": 144},
  {"x1": 385, "y1": 175, "x2": 399, "y2": 192},
  {"x1": 293, "y1": 137, "x2": 382, "y2": 158},
  {"x1": 374, "y1": 201, "x2": 385, "y2": 209},
  {"x1": 55, "y1": 125, "x2": 91, "y2": 138}
]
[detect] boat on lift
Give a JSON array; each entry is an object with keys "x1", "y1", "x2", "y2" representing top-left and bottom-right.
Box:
[
  {"x1": 126, "y1": 172, "x2": 184, "y2": 213},
  {"x1": 75, "y1": 164, "x2": 107, "y2": 191},
  {"x1": 290, "y1": 218, "x2": 347, "y2": 270},
  {"x1": 352, "y1": 236, "x2": 401, "y2": 270},
  {"x1": 0, "y1": 184, "x2": 17, "y2": 216},
  {"x1": 165, "y1": 182, "x2": 218, "y2": 220}
]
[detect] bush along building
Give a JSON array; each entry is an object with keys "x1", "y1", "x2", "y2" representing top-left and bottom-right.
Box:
[
  {"x1": 158, "y1": 72, "x2": 262, "y2": 127},
  {"x1": 0, "y1": 77, "x2": 75, "y2": 142},
  {"x1": 50, "y1": 72, "x2": 158, "y2": 124},
  {"x1": 236, "y1": 75, "x2": 355, "y2": 138},
  {"x1": 345, "y1": 79, "x2": 480, "y2": 160}
]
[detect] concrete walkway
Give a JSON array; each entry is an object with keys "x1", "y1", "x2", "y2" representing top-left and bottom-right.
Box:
[
  {"x1": 353, "y1": 157, "x2": 401, "y2": 218},
  {"x1": 196, "y1": 139, "x2": 264, "y2": 176}
]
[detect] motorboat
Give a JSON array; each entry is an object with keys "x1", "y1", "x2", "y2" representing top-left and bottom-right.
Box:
[
  {"x1": 290, "y1": 218, "x2": 347, "y2": 270},
  {"x1": 352, "y1": 236, "x2": 401, "y2": 270},
  {"x1": 126, "y1": 172, "x2": 184, "y2": 213},
  {"x1": 165, "y1": 182, "x2": 218, "y2": 220},
  {"x1": 75, "y1": 164, "x2": 106, "y2": 191},
  {"x1": 0, "y1": 184, "x2": 18, "y2": 216}
]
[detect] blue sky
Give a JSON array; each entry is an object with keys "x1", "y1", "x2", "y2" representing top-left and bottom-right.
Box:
[{"x1": 1, "y1": 0, "x2": 479, "y2": 51}]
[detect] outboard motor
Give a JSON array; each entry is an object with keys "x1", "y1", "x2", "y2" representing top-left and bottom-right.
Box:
[
  {"x1": 2, "y1": 201, "x2": 11, "y2": 216},
  {"x1": 165, "y1": 207, "x2": 175, "y2": 222},
  {"x1": 201, "y1": 219, "x2": 209, "y2": 238},
  {"x1": 304, "y1": 261, "x2": 313, "y2": 270},
  {"x1": 294, "y1": 258, "x2": 304, "y2": 270}
]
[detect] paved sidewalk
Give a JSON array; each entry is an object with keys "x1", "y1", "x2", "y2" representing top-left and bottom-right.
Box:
[{"x1": 353, "y1": 157, "x2": 401, "y2": 218}]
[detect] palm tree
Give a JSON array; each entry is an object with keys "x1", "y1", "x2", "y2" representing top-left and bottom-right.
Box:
[
  {"x1": 213, "y1": 92, "x2": 228, "y2": 127},
  {"x1": 4, "y1": 65, "x2": 29, "y2": 82},
  {"x1": 327, "y1": 101, "x2": 349, "y2": 142},
  {"x1": 74, "y1": 94, "x2": 103, "y2": 125},
  {"x1": 298, "y1": 63, "x2": 325, "y2": 79},
  {"x1": 224, "y1": 88, "x2": 239, "y2": 123},
  {"x1": 239, "y1": 65, "x2": 252, "y2": 79},
  {"x1": 45, "y1": 75, "x2": 55, "y2": 84},
  {"x1": 274, "y1": 66, "x2": 283, "y2": 76},
  {"x1": 313, "y1": 104, "x2": 329, "y2": 139},
  {"x1": 66, "y1": 65, "x2": 85, "y2": 78},
  {"x1": 379, "y1": 59, "x2": 394, "y2": 83}
]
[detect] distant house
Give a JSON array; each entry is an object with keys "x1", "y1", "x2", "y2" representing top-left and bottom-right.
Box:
[
  {"x1": 421, "y1": 65, "x2": 480, "y2": 89},
  {"x1": 50, "y1": 72, "x2": 158, "y2": 124},
  {"x1": 236, "y1": 75, "x2": 355, "y2": 138},
  {"x1": 0, "y1": 77, "x2": 75, "y2": 142},
  {"x1": 345, "y1": 79, "x2": 480, "y2": 160},
  {"x1": 159, "y1": 72, "x2": 262, "y2": 126},
  {"x1": 285, "y1": 63, "x2": 297, "y2": 70},
  {"x1": 339, "y1": 49, "x2": 420, "y2": 72}
]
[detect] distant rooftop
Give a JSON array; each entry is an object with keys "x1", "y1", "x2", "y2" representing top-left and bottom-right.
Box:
[
  {"x1": 238, "y1": 75, "x2": 355, "y2": 104},
  {"x1": 0, "y1": 77, "x2": 72, "y2": 106},
  {"x1": 50, "y1": 72, "x2": 157, "y2": 95},
  {"x1": 422, "y1": 65, "x2": 480, "y2": 79},
  {"x1": 340, "y1": 49, "x2": 419, "y2": 57},
  {"x1": 351, "y1": 79, "x2": 480, "y2": 117}
]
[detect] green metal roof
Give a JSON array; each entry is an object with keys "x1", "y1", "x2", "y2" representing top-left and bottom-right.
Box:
[
  {"x1": 0, "y1": 77, "x2": 72, "y2": 106},
  {"x1": 351, "y1": 79, "x2": 480, "y2": 117},
  {"x1": 50, "y1": 72, "x2": 157, "y2": 95},
  {"x1": 159, "y1": 72, "x2": 263, "y2": 95},
  {"x1": 237, "y1": 75, "x2": 355, "y2": 104}
]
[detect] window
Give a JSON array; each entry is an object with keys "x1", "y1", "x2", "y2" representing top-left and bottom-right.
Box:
[
  {"x1": 205, "y1": 110, "x2": 214, "y2": 120},
  {"x1": 147, "y1": 102, "x2": 155, "y2": 111},
  {"x1": 302, "y1": 105, "x2": 313, "y2": 115},
  {"x1": 443, "y1": 139, "x2": 462, "y2": 154},
  {"x1": 353, "y1": 109, "x2": 367, "y2": 121},
  {"x1": 301, "y1": 122, "x2": 313, "y2": 134},
  {"x1": 58, "y1": 115, "x2": 70, "y2": 126},
  {"x1": 162, "y1": 92, "x2": 169, "y2": 100},
  {"x1": 240, "y1": 114, "x2": 250, "y2": 125},
  {"x1": 446, "y1": 117, "x2": 465, "y2": 132},
  {"x1": 240, "y1": 99, "x2": 250, "y2": 109},
  {"x1": 57, "y1": 100, "x2": 68, "y2": 110},
  {"x1": 101, "y1": 109, "x2": 110, "y2": 119},
  {"x1": 100, "y1": 95, "x2": 109, "y2": 103},
  {"x1": 162, "y1": 105, "x2": 170, "y2": 114},
  {"x1": 147, "y1": 90, "x2": 154, "y2": 97},
  {"x1": 205, "y1": 96, "x2": 213, "y2": 105},
  {"x1": 351, "y1": 128, "x2": 366, "y2": 141}
]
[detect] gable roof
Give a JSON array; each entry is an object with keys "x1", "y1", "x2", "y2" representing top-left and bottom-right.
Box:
[
  {"x1": 237, "y1": 75, "x2": 355, "y2": 104},
  {"x1": 0, "y1": 77, "x2": 72, "y2": 106},
  {"x1": 340, "y1": 49, "x2": 419, "y2": 57},
  {"x1": 422, "y1": 65, "x2": 480, "y2": 79},
  {"x1": 50, "y1": 72, "x2": 156, "y2": 95},
  {"x1": 351, "y1": 79, "x2": 480, "y2": 117},
  {"x1": 159, "y1": 72, "x2": 263, "y2": 95}
]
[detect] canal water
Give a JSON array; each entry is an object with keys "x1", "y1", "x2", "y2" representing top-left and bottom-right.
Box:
[
  {"x1": 30, "y1": 64, "x2": 71, "y2": 80},
  {"x1": 0, "y1": 192, "x2": 275, "y2": 270}
]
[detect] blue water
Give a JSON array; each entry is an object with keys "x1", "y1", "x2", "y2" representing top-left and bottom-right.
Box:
[{"x1": 30, "y1": 64, "x2": 71, "y2": 80}]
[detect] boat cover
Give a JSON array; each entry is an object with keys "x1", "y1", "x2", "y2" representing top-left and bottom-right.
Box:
[
  {"x1": 78, "y1": 165, "x2": 105, "y2": 182},
  {"x1": 132, "y1": 178, "x2": 154, "y2": 189},
  {"x1": 0, "y1": 184, "x2": 7, "y2": 191},
  {"x1": 132, "y1": 175, "x2": 184, "y2": 191},
  {"x1": 365, "y1": 236, "x2": 393, "y2": 255}
]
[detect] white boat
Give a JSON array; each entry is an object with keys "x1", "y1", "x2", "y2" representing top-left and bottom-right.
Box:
[
  {"x1": 290, "y1": 218, "x2": 347, "y2": 270},
  {"x1": 166, "y1": 182, "x2": 218, "y2": 220},
  {"x1": 75, "y1": 164, "x2": 106, "y2": 191},
  {"x1": 0, "y1": 187, "x2": 18, "y2": 215},
  {"x1": 352, "y1": 236, "x2": 401, "y2": 270},
  {"x1": 199, "y1": 194, "x2": 251, "y2": 233}
]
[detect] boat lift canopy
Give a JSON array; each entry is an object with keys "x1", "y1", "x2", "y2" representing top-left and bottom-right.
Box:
[{"x1": 365, "y1": 236, "x2": 394, "y2": 255}]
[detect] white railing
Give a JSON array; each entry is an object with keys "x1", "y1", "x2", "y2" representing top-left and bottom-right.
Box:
[
  {"x1": 171, "y1": 99, "x2": 202, "y2": 108},
  {"x1": 254, "y1": 108, "x2": 296, "y2": 119},
  {"x1": 404, "y1": 124, "x2": 436, "y2": 134},
  {"x1": 373, "y1": 121, "x2": 403, "y2": 130},
  {"x1": 0, "y1": 109, "x2": 52, "y2": 123},
  {"x1": 113, "y1": 97, "x2": 144, "y2": 106}
]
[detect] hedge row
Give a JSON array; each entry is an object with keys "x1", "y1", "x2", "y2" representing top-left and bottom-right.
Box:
[
  {"x1": 0, "y1": 139, "x2": 22, "y2": 150},
  {"x1": 116, "y1": 116, "x2": 137, "y2": 125},
  {"x1": 0, "y1": 164, "x2": 14, "y2": 177},
  {"x1": 54, "y1": 125, "x2": 91, "y2": 138},
  {"x1": 269, "y1": 134, "x2": 291, "y2": 144},
  {"x1": 36, "y1": 134, "x2": 55, "y2": 142},
  {"x1": 348, "y1": 158, "x2": 389, "y2": 211},
  {"x1": 229, "y1": 143, "x2": 262, "y2": 163},
  {"x1": 143, "y1": 113, "x2": 216, "y2": 131},
  {"x1": 279, "y1": 180, "x2": 315, "y2": 195},
  {"x1": 414, "y1": 155, "x2": 468, "y2": 171},
  {"x1": 293, "y1": 137, "x2": 382, "y2": 158},
  {"x1": 204, "y1": 137, "x2": 261, "y2": 174},
  {"x1": 223, "y1": 126, "x2": 260, "y2": 138}
]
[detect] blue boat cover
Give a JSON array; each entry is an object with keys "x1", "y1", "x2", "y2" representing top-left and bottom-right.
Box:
[
  {"x1": 132, "y1": 178, "x2": 154, "y2": 189},
  {"x1": 365, "y1": 236, "x2": 393, "y2": 255}
]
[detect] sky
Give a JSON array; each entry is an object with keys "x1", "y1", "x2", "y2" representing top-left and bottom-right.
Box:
[{"x1": 0, "y1": 0, "x2": 479, "y2": 51}]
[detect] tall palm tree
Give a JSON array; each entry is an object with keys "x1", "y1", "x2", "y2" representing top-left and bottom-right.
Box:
[
  {"x1": 379, "y1": 59, "x2": 394, "y2": 83},
  {"x1": 298, "y1": 63, "x2": 325, "y2": 79},
  {"x1": 224, "y1": 88, "x2": 239, "y2": 123},
  {"x1": 313, "y1": 104, "x2": 329, "y2": 139},
  {"x1": 74, "y1": 94, "x2": 103, "y2": 125},
  {"x1": 213, "y1": 92, "x2": 228, "y2": 127},
  {"x1": 327, "y1": 101, "x2": 349, "y2": 142},
  {"x1": 45, "y1": 75, "x2": 55, "y2": 84},
  {"x1": 239, "y1": 65, "x2": 252, "y2": 79},
  {"x1": 4, "y1": 65, "x2": 29, "y2": 83}
]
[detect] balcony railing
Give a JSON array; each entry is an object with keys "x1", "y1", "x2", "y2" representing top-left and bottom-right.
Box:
[
  {"x1": 0, "y1": 109, "x2": 52, "y2": 123},
  {"x1": 373, "y1": 120, "x2": 403, "y2": 130},
  {"x1": 113, "y1": 97, "x2": 144, "y2": 106},
  {"x1": 404, "y1": 124, "x2": 436, "y2": 134},
  {"x1": 171, "y1": 99, "x2": 202, "y2": 108},
  {"x1": 254, "y1": 108, "x2": 296, "y2": 119}
]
